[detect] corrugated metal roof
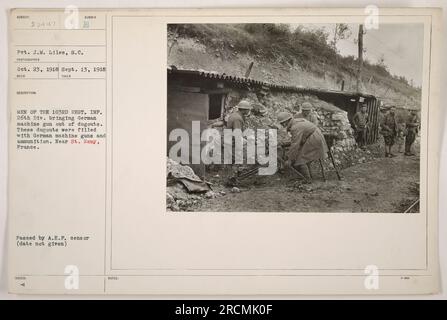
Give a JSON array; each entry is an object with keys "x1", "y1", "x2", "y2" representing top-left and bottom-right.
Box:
[{"x1": 167, "y1": 66, "x2": 376, "y2": 99}]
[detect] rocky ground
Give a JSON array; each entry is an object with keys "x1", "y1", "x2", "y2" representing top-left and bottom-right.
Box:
[
  {"x1": 169, "y1": 139, "x2": 420, "y2": 213},
  {"x1": 198, "y1": 153, "x2": 420, "y2": 213},
  {"x1": 168, "y1": 32, "x2": 420, "y2": 110}
]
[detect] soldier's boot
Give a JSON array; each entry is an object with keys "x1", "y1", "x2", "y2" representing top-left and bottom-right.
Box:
[
  {"x1": 404, "y1": 144, "x2": 415, "y2": 156},
  {"x1": 388, "y1": 146, "x2": 396, "y2": 157},
  {"x1": 296, "y1": 164, "x2": 312, "y2": 184},
  {"x1": 306, "y1": 162, "x2": 313, "y2": 180}
]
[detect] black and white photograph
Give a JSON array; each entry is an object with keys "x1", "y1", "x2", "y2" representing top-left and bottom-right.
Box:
[
  {"x1": 166, "y1": 23, "x2": 423, "y2": 213},
  {"x1": 3, "y1": 6, "x2": 443, "y2": 297}
]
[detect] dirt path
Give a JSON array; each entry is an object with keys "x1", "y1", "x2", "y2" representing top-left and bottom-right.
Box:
[{"x1": 197, "y1": 153, "x2": 420, "y2": 213}]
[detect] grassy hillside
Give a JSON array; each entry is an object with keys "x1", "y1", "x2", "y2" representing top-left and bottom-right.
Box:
[{"x1": 168, "y1": 23, "x2": 421, "y2": 109}]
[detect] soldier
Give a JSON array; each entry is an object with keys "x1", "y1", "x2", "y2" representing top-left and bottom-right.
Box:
[
  {"x1": 352, "y1": 103, "x2": 369, "y2": 150},
  {"x1": 404, "y1": 109, "x2": 420, "y2": 156},
  {"x1": 226, "y1": 100, "x2": 252, "y2": 130},
  {"x1": 225, "y1": 100, "x2": 252, "y2": 174},
  {"x1": 277, "y1": 111, "x2": 328, "y2": 183},
  {"x1": 297, "y1": 102, "x2": 319, "y2": 126},
  {"x1": 379, "y1": 106, "x2": 398, "y2": 158},
  {"x1": 396, "y1": 122, "x2": 406, "y2": 153}
]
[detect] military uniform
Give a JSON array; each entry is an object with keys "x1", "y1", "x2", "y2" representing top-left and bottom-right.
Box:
[
  {"x1": 352, "y1": 110, "x2": 369, "y2": 148},
  {"x1": 286, "y1": 118, "x2": 328, "y2": 182},
  {"x1": 396, "y1": 122, "x2": 406, "y2": 153},
  {"x1": 277, "y1": 109, "x2": 328, "y2": 182},
  {"x1": 225, "y1": 101, "x2": 252, "y2": 173},
  {"x1": 405, "y1": 113, "x2": 419, "y2": 155},
  {"x1": 380, "y1": 112, "x2": 397, "y2": 146},
  {"x1": 297, "y1": 112, "x2": 319, "y2": 126},
  {"x1": 226, "y1": 111, "x2": 245, "y2": 130},
  {"x1": 297, "y1": 101, "x2": 319, "y2": 126},
  {"x1": 379, "y1": 109, "x2": 398, "y2": 157}
]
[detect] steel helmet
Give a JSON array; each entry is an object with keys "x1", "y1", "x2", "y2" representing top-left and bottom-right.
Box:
[
  {"x1": 277, "y1": 112, "x2": 293, "y2": 124},
  {"x1": 236, "y1": 100, "x2": 252, "y2": 110},
  {"x1": 301, "y1": 102, "x2": 313, "y2": 111}
]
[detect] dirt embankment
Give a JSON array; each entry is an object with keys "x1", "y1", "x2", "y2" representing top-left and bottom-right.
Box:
[{"x1": 168, "y1": 32, "x2": 420, "y2": 109}]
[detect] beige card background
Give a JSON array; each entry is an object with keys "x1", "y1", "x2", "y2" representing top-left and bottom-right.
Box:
[{"x1": 6, "y1": 8, "x2": 442, "y2": 295}]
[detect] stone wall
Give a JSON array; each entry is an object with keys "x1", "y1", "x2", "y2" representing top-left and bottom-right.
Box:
[
  {"x1": 222, "y1": 89, "x2": 357, "y2": 147},
  {"x1": 212, "y1": 88, "x2": 383, "y2": 173}
]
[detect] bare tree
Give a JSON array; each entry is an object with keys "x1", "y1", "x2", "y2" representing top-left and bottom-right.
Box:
[
  {"x1": 331, "y1": 23, "x2": 351, "y2": 51},
  {"x1": 377, "y1": 54, "x2": 387, "y2": 71}
]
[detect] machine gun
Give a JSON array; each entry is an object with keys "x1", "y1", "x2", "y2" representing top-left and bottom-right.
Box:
[
  {"x1": 323, "y1": 134, "x2": 342, "y2": 181},
  {"x1": 227, "y1": 134, "x2": 342, "y2": 186}
]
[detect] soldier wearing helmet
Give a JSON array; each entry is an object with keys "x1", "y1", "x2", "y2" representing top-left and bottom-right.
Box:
[
  {"x1": 379, "y1": 105, "x2": 398, "y2": 157},
  {"x1": 226, "y1": 100, "x2": 252, "y2": 130},
  {"x1": 225, "y1": 100, "x2": 252, "y2": 175},
  {"x1": 404, "y1": 108, "x2": 419, "y2": 156},
  {"x1": 297, "y1": 101, "x2": 319, "y2": 126},
  {"x1": 277, "y1": 111, "x2": 328, "y2": 183}
]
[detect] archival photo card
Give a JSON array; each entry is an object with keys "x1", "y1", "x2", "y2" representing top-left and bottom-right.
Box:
[{"x1": 7, "y1": 7, "x2": 441, "y2": 295}]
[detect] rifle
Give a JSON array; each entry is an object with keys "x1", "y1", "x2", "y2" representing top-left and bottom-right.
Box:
[
  {"x1": 227, "y1": 155, "x2": 308, "y2": 186},
  {"x1": 277, "y1": 156, "x2": 308, "y2": 180},
  {"x1": 324, "y1": 135, "x2": 342, "y2": 181}
]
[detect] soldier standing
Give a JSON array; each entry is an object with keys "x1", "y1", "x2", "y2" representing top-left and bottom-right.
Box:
[
  {"x1": 404, "y1": 109, "x2": 420, "y2": 156},
  {"x1": 352, "y1": 103, "x2": 369, "y2": 150},
  {"x1": 396, "y1": 122, "x2": 406, "y2": 153},
  {"x1": 226, "y1": 100, "x2": 252, "y2": 130},
  {"x1": 379, "y1": 106, "x2": 398, "y2": 158},
  {"x1": 225, "y1": 100, "x2": 252, "y2": 175}
]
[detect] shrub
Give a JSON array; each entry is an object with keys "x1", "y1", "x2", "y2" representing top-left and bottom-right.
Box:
[{"x1": 168, "y1": 23, "x2": 420, "y2": 100}]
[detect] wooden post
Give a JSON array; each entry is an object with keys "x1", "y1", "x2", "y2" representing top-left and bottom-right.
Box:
[
  {"x1": 245, "y1": 61, "x2": 254, "y2": 78},
  {"x1": 356, "y1": 24, "x2": 364, "y2": 93}
]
